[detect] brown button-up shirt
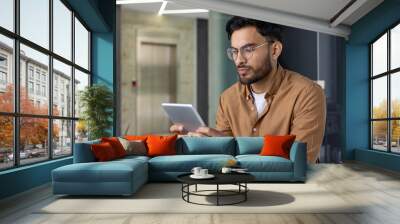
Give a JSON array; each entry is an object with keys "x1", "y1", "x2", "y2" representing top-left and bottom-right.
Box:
[{"x1": 216, "y1": 65, "x2": 326, "y2": 163}]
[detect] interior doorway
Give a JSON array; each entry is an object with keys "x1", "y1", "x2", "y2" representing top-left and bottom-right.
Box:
[{"x1": 137, "y1": 42, "x2": 177, "y2": 135}]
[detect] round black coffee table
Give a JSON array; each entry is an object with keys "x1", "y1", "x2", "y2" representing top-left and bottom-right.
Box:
[{"x1": 177, "y1": 173, "x2": 255, "y2": 206}]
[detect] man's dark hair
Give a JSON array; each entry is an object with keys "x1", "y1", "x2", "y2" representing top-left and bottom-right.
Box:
[{"x1": 226, "y1": 16, "x2": 283, "y2": 43}]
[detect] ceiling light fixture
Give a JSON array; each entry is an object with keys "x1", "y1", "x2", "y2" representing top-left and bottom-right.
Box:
[
  {"x1": 157, "y1": 1, "x2": 208, "y2": 15},
  {"x1": 158, "y1": 1, "x2": 168, "y2": 15},
  {"x1": 161, "y1": 9, "x2": 209, "y2": 14},
  {"x1": 116, "y1": 0, "x2": 209, "y2": 15},
  {"x1": 116, "y1": 0, "x2": 163, "y2": 5}
]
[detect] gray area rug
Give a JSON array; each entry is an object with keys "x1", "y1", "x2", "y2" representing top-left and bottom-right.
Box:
[{"x1": 37, "y1": 183, "x2": 362, "y2": 214}]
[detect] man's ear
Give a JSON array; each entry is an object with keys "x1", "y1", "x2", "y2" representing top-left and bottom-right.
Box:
[{"x1": 271, "y1": 41, "x2": 283, "y2": 60}]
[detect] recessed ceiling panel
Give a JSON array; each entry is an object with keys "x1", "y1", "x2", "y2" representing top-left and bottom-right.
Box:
[{"x1": 223, "y1": 0, "x2": 351, "y2": 21}]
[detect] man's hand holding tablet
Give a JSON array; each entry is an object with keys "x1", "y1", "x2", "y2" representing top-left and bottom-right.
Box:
[
  {"x1": 162, "y1": 103, "x2": 226, "y2": 137},
  {"x1": 170, "y1": 124, "x2": 226, "y2": 137}
]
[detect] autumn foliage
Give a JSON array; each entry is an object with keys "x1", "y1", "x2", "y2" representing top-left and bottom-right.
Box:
[
  {"x1": 372, "y1": 99, "x2": 400, "y2": 142},
  {"x1": 0, "y1": 84, "x2": 59, "y2": 150}
]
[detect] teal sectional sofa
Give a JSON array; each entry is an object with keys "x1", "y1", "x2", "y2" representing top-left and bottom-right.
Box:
[{"x1": 52, "y1": 137, "x2": 307, "y2": 196}]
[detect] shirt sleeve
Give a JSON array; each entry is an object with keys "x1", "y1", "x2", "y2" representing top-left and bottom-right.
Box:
[
  {"x1": 215, "y1": 95, "x2": 234, "y2": 136},
  {"x1": 290, "y1": 83, "x2": 326, "y2": 164}
]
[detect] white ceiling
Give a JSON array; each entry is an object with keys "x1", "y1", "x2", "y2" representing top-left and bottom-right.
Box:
[
  {"x1": 224, "y1": 0, "x2": 352, "y2": 24},
  {"x1": 118, "y1": 0, "x2": 384, "y2": 38}
]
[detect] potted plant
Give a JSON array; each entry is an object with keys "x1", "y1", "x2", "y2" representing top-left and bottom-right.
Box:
[{"x1": 79, "y1": 84, "x2": 114, "y2": 140}]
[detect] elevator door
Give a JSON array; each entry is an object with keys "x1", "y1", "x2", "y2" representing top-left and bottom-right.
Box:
[{"x1": 137, "y1": 42, "x2": 176, "y2": 135}]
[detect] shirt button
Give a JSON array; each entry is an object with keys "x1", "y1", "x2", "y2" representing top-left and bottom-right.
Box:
[{"x1": 252, "y1": 128, "x2": 257, "y2": 132}]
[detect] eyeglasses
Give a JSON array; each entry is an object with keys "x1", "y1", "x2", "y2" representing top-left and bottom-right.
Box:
[{"x1": 226, "y1": 41, "x2": 273, "y2": 61}]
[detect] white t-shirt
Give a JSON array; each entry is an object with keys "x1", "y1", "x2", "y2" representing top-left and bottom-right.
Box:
[{"x1": 251, "y1": 90, "x2": 267, "y2": 118}]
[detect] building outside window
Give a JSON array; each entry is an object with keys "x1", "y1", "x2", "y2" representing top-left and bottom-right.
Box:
[
  {"x1": 0, "y1": 71, "x2": 6, "y2": 83},
  {"x1": 41, "y1": 73, "x2": 46, "y2": 83},
  {"x1": 28, "y1": 66, "x2": 34, "y2": 80},
  {"x1": 0, "y1": 54, "x2": 7, "y2": 89},
  {"x1": 42, "y1": 85, "x2": 46, "y2": 97},
  {"x1": 54, "y1": 89, "x2": 58, "y2": 103},
  {"x1": 0, "y1": 54, "x2": 7, "y2": 67},
  {"x1": 35, "y1": 83, "x2": 40, "y2": 95},
  {"x1": 35, "y1": 70, "x2": 40, "y2": 81},
  {"x1": 28, "y1": 81, "x2": 34, "y2": 94}
]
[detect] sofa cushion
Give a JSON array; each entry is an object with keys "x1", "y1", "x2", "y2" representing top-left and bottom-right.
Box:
[
  {"x1": 124, "y1": 135, "x2": 148, "y2": 141},
  {"x1": 91, "y1": 142, "x2": 118, "y2": 161},
  {"x1": 260, "y1": 135, "x2": 296, "y2": 159},
  {"x1": 148, "y1": 154, "x2": 235, "y2": 172},
  {"x1": 119, "y1": 138, "x2": 147, "y2": 156},
  {"x1": 176, "y1": 137, "x2": 236, "y2": 155},
  {"x1": 101, "y1": 137, "x2": 127, "y2": 158},
  {"x1": 236, "y1": 155, "x2": 293, "y2": 172},
  {"x1": 235, "y1": 137, "x2": 263, "y2": 155},
  {"x1": 147, "y1": 135, "x2": 178, "y2": 157}
]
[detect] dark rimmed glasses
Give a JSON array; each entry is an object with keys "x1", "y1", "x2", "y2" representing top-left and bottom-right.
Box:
[{"x1": 226, "y1": 41, "x2": 273, "y2": 61}]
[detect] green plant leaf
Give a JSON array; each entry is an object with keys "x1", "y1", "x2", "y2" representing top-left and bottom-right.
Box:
[{"x1": 79, "y1": 84, "x2": 114, "y2": 140}]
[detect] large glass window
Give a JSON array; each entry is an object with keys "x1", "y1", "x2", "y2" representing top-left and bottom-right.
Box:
[
  {"x1": 0, "y1": 116, "x2": 13, "y2": 170},
  {"x1": 74, "y1": 18, "x2": 89, "y2": 70},
  {"x1": 0, "y1": 0, "x2": 14, "y2": 32},
  {"x1": 0, "y1": 0, "x2": 91, "y2": 170},
  {"x1": 53, "y1": 119, "x2": 72, "y2": 158},
  {"x1": 53, "y1": 0, "x2": 72, "y2": 60},
  {"x1": 20, "y1": 0, "x2": 49, "y2": 49},
  {"x1": 372, "y1": 34, "x2": 387, "y2": 77},
  {"x1": 391, "y1": 24, "x2": 400, "y2": 70},
  {"x1": 20, "y1": 44, "x2": 49, "y2": 116},
  {"x1": 74, "y1": 69, "x2": 89, "y2": 118},
  {"x1": 370, "y1": 23, "x2": 400, "y2": 154},
  {"x1": 0, "y1": 35, "x2": 14, "y2": 113},
  {"x1": 53, "y1": 59, "x2": 72, "y2": 117},
  {"x1": 20, "y1": 117, "x2": 49, "y2": 165}
]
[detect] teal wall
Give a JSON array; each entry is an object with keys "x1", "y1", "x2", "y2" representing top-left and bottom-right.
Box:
[
  {"x1": 0, "y1": 0, "x2": 115, "y2": 200},
  {"x1": 208, "y1": 12, "x2": 237, "y2": 127},
  {"x1": 91, "y1": 1, "x2": 116, "y2": 136},
  {"x1": 92, "y1": 33, "x2": 114, "y2": 87},
  {"x1": 345, "y1": 44, "x2": 369, "y2": 159},
  {"x1": 0, "y1": 158, "x2": 72, "y2": 199},
  {"x1": 66, "y1": 0, "x2": 110, "y2": 32},
  {"x1": 355, "y1": 149, "x2": 400, "y2": 172},
  {"x1": 345, "y1": 0, "x2": 400, "y2": 171}
]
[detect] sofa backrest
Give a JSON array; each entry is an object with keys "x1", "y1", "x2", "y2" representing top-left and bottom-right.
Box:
[
  {"x1": 235, "y1": 137, "x2": 264, "y2": 155},
  {"x1": 176, "y1": 137, "x2": 236, "y2": 155},
  {"x1": 73, "y1": 137, "x2": 302, "y2": 162},
  {"x1": 73, "y1": 139, "x2": 100, "y2": 163}
]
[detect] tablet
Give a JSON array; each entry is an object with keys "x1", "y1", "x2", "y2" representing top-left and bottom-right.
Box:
[{"x1": 161, "y1": 103, "x2": 205, "y2": 132}]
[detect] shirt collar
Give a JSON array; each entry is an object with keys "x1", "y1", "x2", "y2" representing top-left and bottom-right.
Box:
[{"x1": 242, "y1": 64, "x2": 285, "y2": 100}]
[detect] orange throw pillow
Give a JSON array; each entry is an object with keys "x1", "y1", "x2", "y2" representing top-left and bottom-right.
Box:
[
  {"x1": 101, "y1": 137, "x2": 127, "y2": 158},
  {"x1": 146, "y1": 135, "x2": 177, "y2": 157},
  {"x1": 124, "y1": 135, "x2": 148, "y2": 141},
  {"x1": 259, "y1": 135, "x2": 296, "y2": 159},
  {"x1": 91, "y1": 142, "x2": 117, "y2": 161}
]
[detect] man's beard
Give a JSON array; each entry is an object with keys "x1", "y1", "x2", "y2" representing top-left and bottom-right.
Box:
[{"x1": 237, "y1": 55, "x2": 272, "y2": 85}]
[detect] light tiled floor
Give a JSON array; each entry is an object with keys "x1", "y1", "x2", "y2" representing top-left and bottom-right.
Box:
[{"x1": 1, "y1": 162, "x2": 400, "y2": 224}]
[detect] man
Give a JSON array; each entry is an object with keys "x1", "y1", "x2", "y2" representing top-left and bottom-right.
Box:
[{"x1": 171, "y1": 16, "x2": 326, "y2": 163}]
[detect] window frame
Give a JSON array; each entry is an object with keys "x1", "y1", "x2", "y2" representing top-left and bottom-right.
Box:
[
  {"x1": 370, "y1": 20, "x2": 400, "y2": 154},
  {"x1": 0, "y1": 0, "x2": 92, "y2": 171}
]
